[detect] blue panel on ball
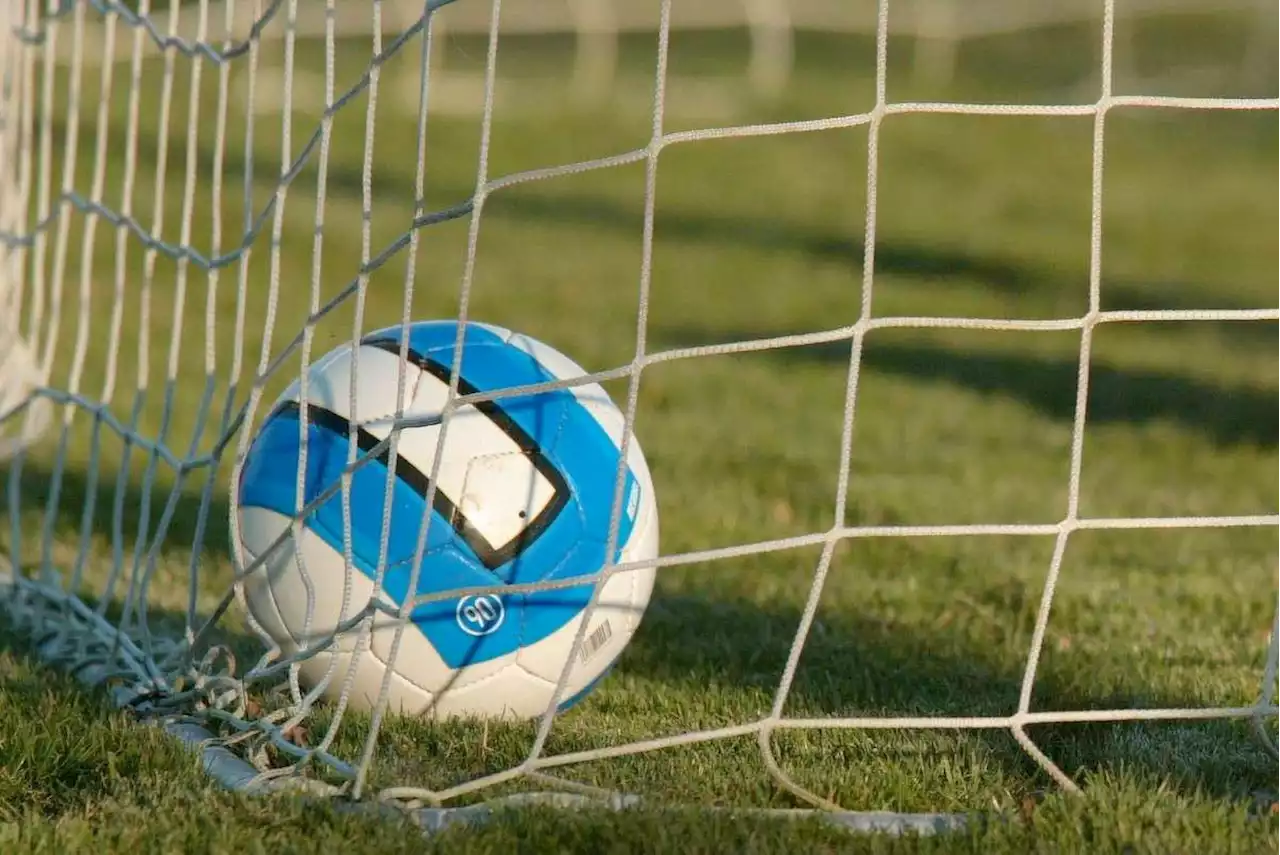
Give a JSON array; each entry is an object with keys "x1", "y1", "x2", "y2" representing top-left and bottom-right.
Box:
[
  {"x1": 373, "y1": 319, "x2": 645, "y2": 655},
  {"x1": 409, "y1": 332, "x2": 641, "y2": 653},
  {"x1": 415, "y1": 336, "x2": 640, "y2": 568},
  {"x1": 366, "y1": 318, "x2": 508, "y2": 360},
  {"x1": 238, "y1": 406, "x2": 523, "y2": 669},
  {"x1": 387, "y1": 546, "x2": 538, "y2": 670},
  {"x1": 240, "y1": 320, "x2": 645, "y2": 674},
  {"x1": 364, "y1": 320, "x2": 641, "y2": 568},
  {"x1": 237, "y1": 406, "x2": 455, "y2": 567}
]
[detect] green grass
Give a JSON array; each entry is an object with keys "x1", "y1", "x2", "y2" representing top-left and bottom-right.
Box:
[{"x1": 2, "y1": 10, "x2": 1278, "y2": 854}]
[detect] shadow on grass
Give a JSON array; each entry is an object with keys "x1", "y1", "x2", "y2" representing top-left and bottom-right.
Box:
[
  {"x1": 51, "y1": 104, "x2": 1276, "y2": 347},
  {"x1": 4, "y1": 442, "x2": 233, "y2": 564},
  {"x1": 3, "y1": 450, "x2": 245, "y2": 659},
  {"x1": 630, "y1": 588, "x2": 1273, "y2": 805},
  {"x1": 653, "y1": 325, "x2": 1278, "y2": 449},
  {"x1": 4, "y1": 458, "x2": 1273, "y2": 809},
  {"x1": 0, "y1": 619, "x2": 181, "y2": 819},
  {"x1": 482, "y1": 192, "x2": 1278, "y2": 342}
]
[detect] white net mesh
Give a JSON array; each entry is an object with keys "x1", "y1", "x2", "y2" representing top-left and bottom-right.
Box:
[{"x1": 1, "y1": 0, "x2": 1277, "y2": 828}]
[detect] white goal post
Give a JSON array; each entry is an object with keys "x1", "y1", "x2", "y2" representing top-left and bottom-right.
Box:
[
  {"x1": 0, "y1": 2, "x2": 48, "y2": 460},
  {"x1": 1, "y1": 0, "x2": 1277, "y2": 835}
]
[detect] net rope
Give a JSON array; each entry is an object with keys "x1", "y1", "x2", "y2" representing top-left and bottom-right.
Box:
[{"x1": 1, "y1": 0, "x2": 1277, "y2": 825}]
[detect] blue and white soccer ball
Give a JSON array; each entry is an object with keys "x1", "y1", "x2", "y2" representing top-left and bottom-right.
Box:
[{"x1": 234, "y1": 320, "x2": 659, "y2": 719}]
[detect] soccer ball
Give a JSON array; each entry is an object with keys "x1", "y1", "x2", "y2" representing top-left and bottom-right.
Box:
[{"x1": 233, "y1": 320, "x2": 659, "y2": 719}]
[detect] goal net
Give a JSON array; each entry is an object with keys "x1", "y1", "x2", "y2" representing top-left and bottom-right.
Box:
[{"x1": 1, "y1": 0, "x2": 1277, "y2": 832}]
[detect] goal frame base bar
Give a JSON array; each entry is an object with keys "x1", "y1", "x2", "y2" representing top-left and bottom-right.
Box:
[{"x1": 0, "y1": 564, "x2": 973, "y2": 839}]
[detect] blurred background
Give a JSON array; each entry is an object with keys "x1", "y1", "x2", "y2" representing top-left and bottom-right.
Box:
[{"x1": 74, "y1": 0, "x2": 1280, "y2": 111}]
